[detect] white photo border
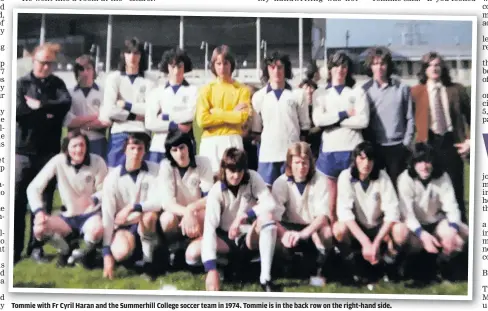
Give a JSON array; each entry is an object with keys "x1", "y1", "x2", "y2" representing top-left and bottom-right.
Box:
[{"x1": 8, "y1": 8, "x2": 478, "y2": 301}]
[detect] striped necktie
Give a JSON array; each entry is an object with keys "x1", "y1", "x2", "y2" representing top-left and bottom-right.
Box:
[{"x1": 434, "y1": 86, "x2": 447, "y2": 135}]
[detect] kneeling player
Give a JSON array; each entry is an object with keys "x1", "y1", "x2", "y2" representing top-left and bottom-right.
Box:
[
  {"x1": 334, "y1": 142, "x2": 409, "y2": 279},
  {"x1": 101, "y1": 133, "x2": 162, "y2": 280},
  {"x1": 271, "y1": 142, "x2": 332, "y2": 285},
  {"x1": 202, "y1": 148, "x2": 280, "y2": 292},
  {"x1": 27, "y1": 129, "x2": 108, "y2": 267},
  {"x1": 397, "y1": 143, "x2": 468, "y2": 278},
  {"x1": 158, "y1": 129, "x2": 213, "y2": 265}
]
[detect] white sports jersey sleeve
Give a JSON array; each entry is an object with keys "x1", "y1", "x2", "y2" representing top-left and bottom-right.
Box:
[
  {"x1": 378, "y1": 171, "x2": 401, "y2": 223},
  {"x1": 438, "y1": 173, "x2": 462, "y2": 224},
  {"x1": 27, "y1": 156, "x2": 58, "y2": 212},
  {"x1": 145, "y1": 88, "x2": 171, "y2": 132},
  {"x1": 201, "y1": 183, "x2": 223, "y2": 270},
  {"x1": 311, "y1": 89, "x2": 342, "y2": 127},
  {"x1": 340, "y1": 87, "x2": 369, "y2": 129},
  {"x1": 296, "y1": 89, "x2": 311, "y2": 131},
  {"x1": 251, "y1": 90, "x2": 264, "y2": 133},
  {"x1": 336, "y1": 170, "x2": 357, "y2": 223},
  {"x1": 397, "y1": 172, "x2": 422, "y2": 232}
]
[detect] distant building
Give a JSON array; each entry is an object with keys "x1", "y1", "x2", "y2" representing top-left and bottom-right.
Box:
[{"x1": 313, "y1": 44, "x2": 472, "y2": 85}]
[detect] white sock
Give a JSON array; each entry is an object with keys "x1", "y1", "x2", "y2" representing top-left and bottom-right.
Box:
[
  {"x1": 50, "y1": 233, "x2": 70, "y2": 255},
  {"x1": 141, "y1": 232, "x2": 158, "y2": 263},
  {"x1": 185, "y1": 257, "x2": 202, "y2": 267},
  {"x1": 259, "y1": 222, "x2": 277, "y2": 284}
]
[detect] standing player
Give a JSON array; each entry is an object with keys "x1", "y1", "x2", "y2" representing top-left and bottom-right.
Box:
[
  {"x1": 362, "y1": 47, "x2": 414, "y2": 188},
  {"x1": 196, "y1": 45, "x2": 251, "y2": 174},
  {"x1": 411, "y1": 52, "x2": 470, "y2": 223},
  {"x1": 101, "y1": 133, "x2": 162, "y2": 280},
  {"x1": 252, "y1": 52, "x2": 311, "y2": 186},
  {"x1": 202, "y1": 148, "x2": 279, "y2": 292},
  {"x1": 99, "y1": 38, "x2": 155, "y2": 168},
  {"x1": 145, "y1": 48, "x2": 197, "y2": 164},
  {"x1": 334, "y1": 142, "x2": 409, "y2": 280},
  {"x1": 158, "y1": 129, "x2": 214, "y2": 266},
  {"x1": 15, "y1": 42, "x2": 72, "y2": 264},
  {"x1": 271, "y1": 142, "x2": 332, "y2": 285},
  {"x1": 64, "y1": 54, "x2": 110, "y2": 159},
  {"x1": 397, "y1": 143, "x2": 468, "y2": 279},
  {"x1": 298, "y1": 79, "x2": 320, "y2": 159},
  {"x1": 312, "y1": 51, "x2": 369, "y2": 226},
  {"x1": 26, "y1": 130, "x2": 107, "y2": 266}
]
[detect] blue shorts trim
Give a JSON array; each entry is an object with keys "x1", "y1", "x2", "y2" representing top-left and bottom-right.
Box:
[
  {"x1": 147, "y1": 151, "x2": 165, "y2": 164},
  {"x1": 316, "y1": 151, "x2": 352, "y2": 178},
  {"x1": 59, "y1": 210, "x2": 100, "y2": 236},
  {"x1": 258, "y1": 161, "x2": 286, "y2": 185}
]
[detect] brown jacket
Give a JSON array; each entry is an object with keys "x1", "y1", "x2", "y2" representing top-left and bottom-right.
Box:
[{"x1": 411, "y1": 83, "x2": 470, "y2": 143}]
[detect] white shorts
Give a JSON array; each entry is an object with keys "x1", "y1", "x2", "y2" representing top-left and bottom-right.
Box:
[{"x1": 199, "y1": 134, "x2": 244, "y2": 173}]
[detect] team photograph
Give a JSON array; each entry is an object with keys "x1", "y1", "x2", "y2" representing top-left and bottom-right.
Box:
[{"x1": 12, "y1": 12, "x2": 473, "y2": 296}]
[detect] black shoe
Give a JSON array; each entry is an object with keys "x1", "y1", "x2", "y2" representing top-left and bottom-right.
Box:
[
  {"x1": 80, "y1": 249, "x2": 100, "y2": 270},
  {"x1": 141, "y1": 261, "x2": 164, "y2": 281},
  {"x1": 31, "y1": 248, "x2": 49, "y2": 264},
  {"x1": 260, "y1": 281, "x2": 280, "y2": 292}
]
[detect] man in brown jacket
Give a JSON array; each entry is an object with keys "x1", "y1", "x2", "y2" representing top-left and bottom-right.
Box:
[{"x1": 411, "y1": 51, "x2": 470, "y2": 223}]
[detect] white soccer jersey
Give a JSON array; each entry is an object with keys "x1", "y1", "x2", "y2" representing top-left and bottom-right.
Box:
[
  {"x1": 101, "y1": 161, "x2": 161, "y2": 247},
  {"x1": 397, "y1": 170, "x2": 461, "y2": 232},
  {"x1": 201, "y1": 170, "x2": 279, "y2": 266},
  {"x1": 272, "y1": 171, "x2": 329, "y2": 225},
  {"x1": 145, "y1": 81, "x2": 198, "y2": 153},
  {"x1": 64, "y1": 84, "x2": 105, "y2": 141},
  {"x1": 251, "y1": 84, "x2": 311, "y2": 162},
  {"x1": 99, "y1": 71, "x2": 155, "y2": 134},
  {"x1": 159, "y1": 156, "x2": 214, "y2": 208},
  {"x1": 312, "y1": 85, "x2": 369, "y2": 153},
  {"x1": 27, "y1": 153, "x2": 108, "y2": 217},
  {"x1": 337, "y1": 168, "x2": 400, "y2": 229}
]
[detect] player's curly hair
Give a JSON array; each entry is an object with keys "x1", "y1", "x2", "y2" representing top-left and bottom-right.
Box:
[{"x1": 158, "y1": 48, "x2": 193, "y2": 74}]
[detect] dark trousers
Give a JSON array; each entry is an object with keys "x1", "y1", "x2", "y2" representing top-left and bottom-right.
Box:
[
  {"x1": 14, "y1": 153, "x2": 57, "y2": 263},
  {"x1": 377, "y1": 144, "x2": 409, "y2": 191},
  {"x1": 428, "y1": 131, "x2": 467, "y2": 223}
]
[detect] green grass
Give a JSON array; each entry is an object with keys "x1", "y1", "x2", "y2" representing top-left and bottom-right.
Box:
[{"x1": 12, "y1": 125, "x2": 470, "y2": 294}]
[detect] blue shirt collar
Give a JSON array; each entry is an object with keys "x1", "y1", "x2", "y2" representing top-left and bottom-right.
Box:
[
  {"x1": 326, "y1": 82, "x2": 345, "y2": 94},
  {"x1": 287, "y1": 175, "x2": 311, "y2": 184},
  {"x1": 165, "y1": 79, "x2": 190, "y2": 88},
  {"x1": 220, "y1": 178, "x2": 249, "y2": 191},
  {"x1": 74, "y1": 83, "x2": 99, "y2": 91},
  {"x1": 266, "y1": 82, "x2": 292, "y2": 93},
  {"x1": 66, "y1": 154, "x2": 91, "y2": 167},
  {"x1": 120, "y1": 161, "x2": 149, "y2": 176}
]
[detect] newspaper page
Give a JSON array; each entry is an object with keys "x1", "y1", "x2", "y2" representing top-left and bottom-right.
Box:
[{"x1": 0, "y1": 0, "x2": 483, "y2": 310}]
